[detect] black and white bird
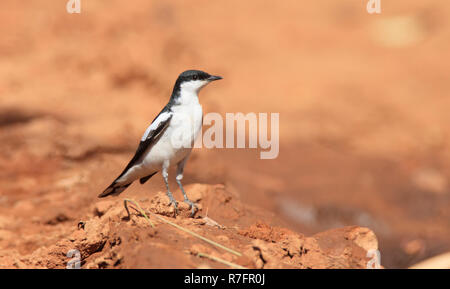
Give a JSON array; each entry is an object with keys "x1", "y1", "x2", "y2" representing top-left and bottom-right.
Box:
[{"x1": 99, "y1": 70, "x2": 222, "y2": 216}]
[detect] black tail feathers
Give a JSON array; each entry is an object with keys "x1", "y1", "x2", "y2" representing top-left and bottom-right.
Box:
[
  {"x1": 98, "y1": 182, "x2": 131, "y2": 198},
  {"x1": 99, "y1": 172, "x2": 157, "y2": 198}
]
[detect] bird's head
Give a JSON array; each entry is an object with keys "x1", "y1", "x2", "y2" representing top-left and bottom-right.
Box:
[{"x1": 174, "y1": 70, "x2": 222, "y2": 95}]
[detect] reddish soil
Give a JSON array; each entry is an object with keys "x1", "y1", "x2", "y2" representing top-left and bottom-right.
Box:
[
  {"x1": 1, "y1": 0, "x2": 450, "y2": 268},
  {"x1": 1, "y1": 183, "x2": 378, "y2": 269}
]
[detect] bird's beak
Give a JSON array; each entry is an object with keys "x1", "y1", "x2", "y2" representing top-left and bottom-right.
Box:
[{"x1": 208, "y1": 75, "x2": 223, "y2": 81}]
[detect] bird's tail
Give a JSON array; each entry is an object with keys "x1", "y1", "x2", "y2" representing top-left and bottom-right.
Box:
[{"x1": 98, "y1": 181, "x2": 131, "y2": 198}]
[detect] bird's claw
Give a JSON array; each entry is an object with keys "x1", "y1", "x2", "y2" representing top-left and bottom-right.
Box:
[
  {"x1": 168, "y1": 198, "x2": 178, "y2": 217},
  {"x1": 183, "y1": 199, "x2": 198, "y2": 217}
]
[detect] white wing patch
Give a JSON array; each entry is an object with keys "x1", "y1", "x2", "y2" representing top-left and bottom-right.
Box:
[{"x1": 141, "y1": 112, "x2": 172, "y2": 141}]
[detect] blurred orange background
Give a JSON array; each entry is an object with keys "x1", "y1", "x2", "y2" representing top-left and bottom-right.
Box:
[{"x1": 1, "y1": 0, "x2": 449, "y2": 268}]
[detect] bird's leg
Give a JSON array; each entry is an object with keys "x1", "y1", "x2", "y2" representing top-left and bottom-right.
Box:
[
  {"x1": 162, "y1": 161, "x2": 178, "y2": 216},
  {"x1": 176, "y1": 157, "x2": 197, "y2": 217}
]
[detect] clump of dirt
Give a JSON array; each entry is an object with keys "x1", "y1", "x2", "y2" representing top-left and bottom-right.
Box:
[
  {"x1": 0, "y1": 184, "x2": 378, "y2": 269},
  {"x1": 241, "y1": 222, "x2": 377, "y2": 269}
]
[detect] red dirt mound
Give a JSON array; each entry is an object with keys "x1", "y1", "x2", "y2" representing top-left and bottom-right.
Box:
[{"x1": 0, "y1": 184, "x2": 378, "y2": 269}]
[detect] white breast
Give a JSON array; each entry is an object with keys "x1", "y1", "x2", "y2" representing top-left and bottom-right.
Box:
[{"x1": 142, "y1": 92, "x2": 203, "y2": 169}]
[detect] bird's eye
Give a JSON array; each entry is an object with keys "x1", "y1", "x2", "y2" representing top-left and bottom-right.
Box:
[{"x1": 193, "y1": 75, "x2": 198, "y2": 80}]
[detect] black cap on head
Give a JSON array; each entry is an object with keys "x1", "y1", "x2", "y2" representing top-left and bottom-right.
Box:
[
  {"x1": 177, "y1": 70, "x2": 222, "y2": 82},
  {"x1": 171, "y1": 70, "x2": 222, "y2": 98}
]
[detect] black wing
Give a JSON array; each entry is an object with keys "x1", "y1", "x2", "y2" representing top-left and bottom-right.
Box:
[{"x1": 98, "y1": 107, "x2": 173, "y2": 197}]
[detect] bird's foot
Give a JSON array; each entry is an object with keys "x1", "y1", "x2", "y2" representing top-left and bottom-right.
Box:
[
  {"x1": 166, "y1": 192, "x2": 178, "y2": 217},
  {"x1": 183, "y1": 198, "x2": 198, "y2": 217},
  {"x1": 169, "y1": 199, "x2": 178, "y2": 217}
]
